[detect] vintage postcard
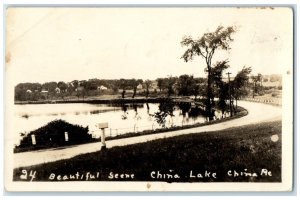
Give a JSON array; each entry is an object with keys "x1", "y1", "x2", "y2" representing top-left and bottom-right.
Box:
[{"x1": 4, "y1": 6, "x2": 293, "y2": 192}]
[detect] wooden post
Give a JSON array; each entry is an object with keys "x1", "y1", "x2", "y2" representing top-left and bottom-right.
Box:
[
  {"x1": 98, "y1": 123, "x2": 108, "y2": 150},
  {"x1": 101, "y1": 128, "x2": 106, "y2": 149},
  {"x1": 64, "y1": 132, "x2": 69, "y2": 142},
  {"x1": 31, "y1": 134, "x2": 36, "y2": 145}
]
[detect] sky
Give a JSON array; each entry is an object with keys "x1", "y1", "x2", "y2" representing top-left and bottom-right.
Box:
[{"x1": 5, "y1": 7, "x2": 293, "y2": 84}]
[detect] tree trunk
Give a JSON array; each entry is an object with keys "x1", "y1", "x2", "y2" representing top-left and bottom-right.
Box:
[
  {"x1": 146, "y1": 88, "x2": 149, "y2": 98},
  {"x1": 235, "y1": 97, "x2": 238, "y2": 114},
  {"x1": 132, "y1": 88, "x2": 136, "y2": 98},
  {"x1": 206, "y1": 68, "x2": 213, "y2": 120}
]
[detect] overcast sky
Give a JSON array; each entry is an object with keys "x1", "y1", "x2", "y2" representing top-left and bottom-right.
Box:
[{"x1": 6, "y1": 7, "x2": 293, "y2": 84}]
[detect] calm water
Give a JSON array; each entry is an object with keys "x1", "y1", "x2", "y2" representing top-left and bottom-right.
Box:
[{"x1": 14, "y1": 103, "x2": 206, "y2": 145}]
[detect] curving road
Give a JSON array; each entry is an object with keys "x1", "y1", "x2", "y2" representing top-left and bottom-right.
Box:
[{"x1": 13, "y1": 101, "x2": 281, "y2": 168}]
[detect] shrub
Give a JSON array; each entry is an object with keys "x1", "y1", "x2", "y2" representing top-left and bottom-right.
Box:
[{"x1": 16, "y1": 120, "x2": 92, "y2": 150}]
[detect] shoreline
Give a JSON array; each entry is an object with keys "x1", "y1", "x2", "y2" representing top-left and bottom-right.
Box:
[
  {"x1": 14, "y1": 97, "x2": 165, "y2": 105},
  {"x1": 14, "y1": 106, "x2": 248, "y2": 154}
]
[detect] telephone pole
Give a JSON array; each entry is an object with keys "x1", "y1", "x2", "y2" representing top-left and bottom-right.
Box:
[{"x1": 227, "y1": 72, "x2": 232, "y2": 117}]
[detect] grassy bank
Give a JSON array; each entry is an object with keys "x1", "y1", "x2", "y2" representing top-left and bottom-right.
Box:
[{"x1": 13, "y1": 121, "x2": 281, "y2": 182}]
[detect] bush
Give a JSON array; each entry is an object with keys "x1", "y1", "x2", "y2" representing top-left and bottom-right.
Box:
[{"x1": 15, "y1": 120, "x2": 92, "y2": 152}]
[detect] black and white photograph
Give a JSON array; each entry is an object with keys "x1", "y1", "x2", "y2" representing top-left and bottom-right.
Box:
[{"x1": 4, "y1": 6, "x2": 293, "y2": 191}]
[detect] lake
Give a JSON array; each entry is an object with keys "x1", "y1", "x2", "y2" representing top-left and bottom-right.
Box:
[{"x1": 13, "y1": 103, "x2": 207, "y2": 145}]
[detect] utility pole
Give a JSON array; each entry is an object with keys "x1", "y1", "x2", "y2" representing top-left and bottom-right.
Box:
[{"x1": 227, "y1": 72, "x2": 232, "y2": 117}]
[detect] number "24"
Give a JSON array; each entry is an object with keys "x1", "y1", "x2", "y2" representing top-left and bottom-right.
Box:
[{"x1": 20, "y1": 169, "x2": 36, "y2": 181}]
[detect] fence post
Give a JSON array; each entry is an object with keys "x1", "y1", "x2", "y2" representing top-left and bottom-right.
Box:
[
  {"x1": 31, "y1": 134, "x2": 36, "y2": 145},
  {"x1": 97, "y1": 123, "x2": 108, "y2": 150},
  {"x1": 101, "y1": 128, "x2": 106, "y2": 149},
  {"x1": 64, "y1": 132, "x2": 69, "y2": 142}
]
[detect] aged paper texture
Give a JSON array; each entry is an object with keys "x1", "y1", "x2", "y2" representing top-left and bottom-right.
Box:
[{"x1": 5, "y1": 7, "x2": 293, "y2": 191}]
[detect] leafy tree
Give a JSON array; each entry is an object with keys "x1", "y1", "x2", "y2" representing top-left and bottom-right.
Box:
[
  {"x1": 144, "y1": 80, "x2": 152, "y2": 98},
  {"x1": 156, "y1": 78, "x2": 165, "y2": 92},
  {"x1": 233, "y1": 66, "x2": 252, "y2": 109},
  {"x1": 118, "y1": 79, "x2": 128, "y2": 98},
  {"x1": 176, "y1": 74, "x2": 197, "y2": 96},
  {"x1": 57, "y1": 81, "x2": 68, "y2": 99},
  {"x1": 211, "y1": 60, "x2": 230, "y2": 114},
  {"x1": 151, "y1": 98, "x2": 175, "y2": 128},
  {"x1": 181, "y1": 25, "x2": 236, "y2": 118},
  {"x1": 14, "y1": 83, "x2": 42, "y2": 101},
  {"x1": 42, "y1": 82, "x2": 57, "y2": 93},
  {"x1": 191, "y1": 81, "x2": 200, "y2": 99},
  {"x1": 75, "y1": 80, "x2": 88, "y2": 100},
  {"x1": 129, "y1": 79, "x2": 143, "y2": 98},
  {"x1": 251, "y1": 74, "x2": 262, "y2": 97},
  {"x1": 166, "y1": 76, "x2": 177, "y2": 97}
]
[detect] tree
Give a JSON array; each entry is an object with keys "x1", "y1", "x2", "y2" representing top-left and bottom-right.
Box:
[
  {"x1": 258, "y1": 73, "x2": 263, "y2": 93},
  {"x1": 166, "y1": 76, "x2": 177, "y2": 97},
  {"x1": 118, "y1": 79, "x2": 128, "y2": 98},
  {"x1": 211, "y1": 60, "x2": 230, "y2": 114},
  {"x1": 251, "y1": 74, "x2": 261, "y2": 97},
  {"x1": 57, "y1": 81, "x2": 68, "y2": 99},
  {"x1": 129, "y1": 79, "x2": 143, "y2": 98},
  {"x1": 151, "y1": 98, "x2": 175, "y2": 128},
  {"x1": 42, "y1": 82, "x2": 57, "y2": 93},
  {"x1": 144, "y1": 80, "x2": 152, "y2": 98},
  {"x1": 181, "y1": 25, "x2": 236, "y2": 119},
  {"x1": 156, "y1": 78, "x2": 165, "y2": 92},
  {"x1": 191, "y1": 81, "x2": 200, "y2": 99},
  {"x1": 176, "y1": 74, "x2": 197, "y2": 96},
  {"x1": 233, "y1": 66, "x2": 252, "y2": 109}
]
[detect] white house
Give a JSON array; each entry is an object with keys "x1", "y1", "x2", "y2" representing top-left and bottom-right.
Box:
[
  {"x1": 137, "y1": 84, "x2": 143, "y2": 90},
  {"x1": 26, "y1": 89, "x2": 32, "y2": 93},
  {"x1": 75, "y1": 86, "x2": 85, "y2": 92},
  {"x1": 41, "y1": 89, "x2": 48, "y2": 93},
  {"x1": 98, "y1": 85, "x2": 108, "y2": 90},
  {"x1": 55, "y1": 87, "x2": 61, "y2": 94}
]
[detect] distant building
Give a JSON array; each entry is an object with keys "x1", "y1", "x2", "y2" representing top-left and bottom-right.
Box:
[
  {"x1": 137, "y1": 84, "x2": 143, "y2": 90},
  {"x1": 26, "y1": 89, "x2": 32, "y2": 93},
  {"x1": 75, "y1": 86, "x2": 84, "y2": 92},
  {"x1": 151, "y1": 81, "x2": 158, "y2": 90},
  {"x1": 40, "y1": 89, "x2": 49, "y2": 99},
  {"x1": 98, "y1": 85, "x2": 108, "y2": 90},
  {"x1": 55, "y1": 87, "x2": 61, "y2": 94},
  {"x1": 41, "y1": 89, "x2": 48, "y2": 93}
]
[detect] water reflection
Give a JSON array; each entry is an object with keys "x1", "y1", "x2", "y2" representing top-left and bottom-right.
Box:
[
  {"x1": 178, "y1": 103, "x2": 191, "y2": 116},
  {"x1": 151, "y1": 99, "x2": 175, "y2": 128},
  {"x1": 14, "y1": 102, "x2": 206, "y2": 145},
  {"x1": 121, "y1": 104, "x2": 128, "y2": 120}
]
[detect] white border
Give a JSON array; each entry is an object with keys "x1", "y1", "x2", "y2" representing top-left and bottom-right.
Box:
[{"x1": 1, "y1": 0, "x2": 298, "y2": 198}]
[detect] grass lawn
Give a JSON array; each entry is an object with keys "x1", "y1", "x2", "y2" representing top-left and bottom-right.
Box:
[{"x1": 13, "y1": 120, "x2": 281, "y2": 182}]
